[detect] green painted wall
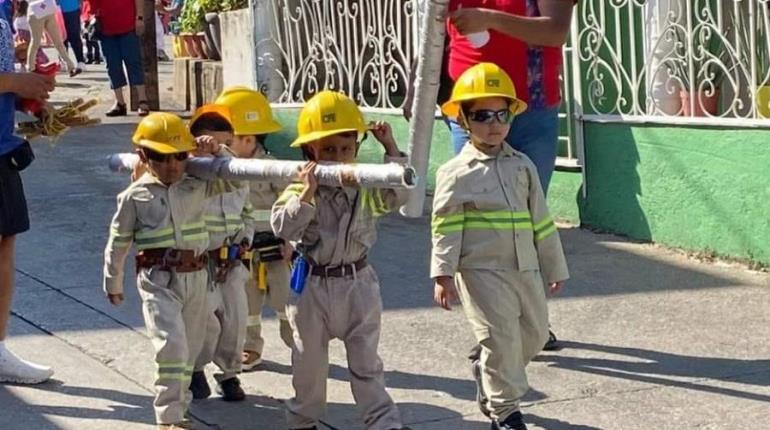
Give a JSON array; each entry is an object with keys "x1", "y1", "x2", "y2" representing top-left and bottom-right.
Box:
[
  {"x1": 269, "y1": 109, "x2": 582, "y2": 223},
  {"x1": 579, "y1": 122, "x2": 770, "y2": 264}
]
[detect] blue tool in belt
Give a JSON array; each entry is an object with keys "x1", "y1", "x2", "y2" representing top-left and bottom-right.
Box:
[{"x1": 290, "y1": 255, "x2": 310, "y2": 295}]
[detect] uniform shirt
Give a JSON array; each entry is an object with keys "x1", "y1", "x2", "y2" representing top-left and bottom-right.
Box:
[
  {"x1": 430, "y1": 143, "x2": 569, "y2": 283},
  {"x1": 446, "y1": 0, "x2": 570, "y2": 108},
  {"x1": 271, "y1": 155, "x2": 409, "y2": 267},
  {"x1": 0, "y1": 14, "x2": 22, "y2": 156},
  {"x1": 103, "y1": 171, "x2": 240, "y2": 295},
  {"x1": 247, "y1": 150, "x2": 290, "y2": 233},
  {"x1": 204, "y1": 147, "x2": 260, "y2": 250}
]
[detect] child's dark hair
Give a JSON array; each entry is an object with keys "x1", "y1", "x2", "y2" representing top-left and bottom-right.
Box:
[
  {"x1": 189, "y1": 113, "x2": 233, "y2": 137},
  {"x1": 16, "y1": 1, "x2": 28, "y2": 18}
]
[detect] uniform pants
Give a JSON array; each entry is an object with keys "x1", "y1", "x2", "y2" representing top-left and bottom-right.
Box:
[
  {"x1": 286, "y1": 265, "x2": 402, "y2": 430},
  {"x1": 243, "y1": 260, "x2": 293, "y2": 354},
  {"x1": 195, "y1": 264, "x2": 249, "y2": 382},
  {"x1": 137, "y1": 267, "x2": 208, "y2": 425},
  {"x1": 27, "y1": 13, "x2": 76, "y2": 71},
  {"x1": 455, "y1": 269, "x2": 549, "y2": 422}
]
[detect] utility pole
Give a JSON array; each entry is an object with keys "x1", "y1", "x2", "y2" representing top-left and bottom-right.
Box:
[{"x1": 131, "y1": 0, "x2": 160, "y2": 111}]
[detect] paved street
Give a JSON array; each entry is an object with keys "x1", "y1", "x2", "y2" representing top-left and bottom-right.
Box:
[{"x1": 2, "y1": 61, "x2": 769, "y2": 430}]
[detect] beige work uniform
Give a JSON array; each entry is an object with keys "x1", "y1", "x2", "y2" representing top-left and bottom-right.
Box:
[
  {"x1": 271, "y1": 155, "x2": 407, "y2": 430},
  {"x1": 194, "y1": 185, "x2": 257, "y2": 382},
  {"x1": 430, "y1": 143, "x2": 569, "y2": 422},
  {"x1": 104, "y1": 172, "x2": 238, "y2": 425},
  {"x1": 244, "y1": 151, "x2": 293, "y2": 355}
]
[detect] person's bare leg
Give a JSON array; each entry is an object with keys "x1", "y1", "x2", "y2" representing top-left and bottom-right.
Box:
[
  {"x1": 114, "y1": 87, "x2": 126, "y2": 106},
  {"x1": 0, "y1": 235, "x2": 16, "y2": 341},
  {"x1": 0, "y1": 234, "x2": 54, "y2": 384}
]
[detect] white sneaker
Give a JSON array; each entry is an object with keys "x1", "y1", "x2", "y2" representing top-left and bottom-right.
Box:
[
  {"x1": 77, "y1": 62, "x2": 87, "y2": 72},
  {"x1": 0, "y1": 347, "x2": 54, "y2": 384}
]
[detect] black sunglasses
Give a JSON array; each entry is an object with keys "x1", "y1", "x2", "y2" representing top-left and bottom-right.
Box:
[
  {"x1": 145, "y1": 150, "x2": 189, "y2": 163},
  {"x1": 466, "y1": 109, "x2": 513, "y2": 124}
]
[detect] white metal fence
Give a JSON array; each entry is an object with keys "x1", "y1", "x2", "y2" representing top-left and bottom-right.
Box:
[
  {"x1": 576, "y1": 0, "x2": 770, "y2": 124},
  {"x1": 251, "y1": 0, "x2": 419, "y2": 111}
]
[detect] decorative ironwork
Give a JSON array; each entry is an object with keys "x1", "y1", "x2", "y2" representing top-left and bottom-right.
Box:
[
  {"x1": 576, "y1": 0, "x2": 770, "y2": 119},
  {"x1": 253, "y1": 0, "x2": 418, "y2": 110}
]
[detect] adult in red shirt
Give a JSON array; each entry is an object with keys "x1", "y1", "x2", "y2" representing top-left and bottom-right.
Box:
[{"x1": 91, "y1": 0, "x2": 150, "y2": 116}]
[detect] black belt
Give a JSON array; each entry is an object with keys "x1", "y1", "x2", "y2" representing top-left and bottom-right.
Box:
[{"x1": 310, "y1": 257, "x2": 367, "y2": 278}]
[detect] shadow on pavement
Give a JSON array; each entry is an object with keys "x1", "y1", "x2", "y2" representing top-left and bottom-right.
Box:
[{"x1": 536, "y1": 341, "x2": 770, "y2": 402}]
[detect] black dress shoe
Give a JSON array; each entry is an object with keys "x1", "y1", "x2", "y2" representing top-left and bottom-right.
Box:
[
  {"x1": 105, "y1": 103, "x2": 127, "y2": 117},
  {"x1": 543, "y1": 330, "x2": 560, "y2": 351},
  {"x1": 492, "y1": 411, "x2": 528, "y2": 430},
  {"x1": 189, "y1": 371, "x2": 211, "y2": 400},
  {"x1": 218, "y1": 376, "x2": 245, "y2": 402}
]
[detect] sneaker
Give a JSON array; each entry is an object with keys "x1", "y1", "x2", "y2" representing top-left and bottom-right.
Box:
[
  {"x1": 241, "y1": 350, "x2": 262, "y2": 371},
  {"x1": 77, "y1": 62, "x2": 87, "y2": 72},
  {"x1": 189, "y1": 371, "x2": 210, "y2": 400},
  {"x1": 217, "y1": 376, "x2": 245, "y2": 402},
  {"x1": 492, "y1": 411, "x2": 527, "y2": 430},
  {"x1": 157, "y1": 420, "x2": 195, "y2": 430},
  {"x1": 0, "y1": 347, "x2": 54, "y2": 384},
  {"x1": 543, "y1": 330, "x2": 560, "y2": 351}
]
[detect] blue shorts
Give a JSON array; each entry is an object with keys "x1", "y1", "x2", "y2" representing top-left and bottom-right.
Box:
[{"x1": 447, "y1": 106, "x2": 560, "y2": 194}]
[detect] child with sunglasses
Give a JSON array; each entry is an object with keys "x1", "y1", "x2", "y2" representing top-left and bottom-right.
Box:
[
  {"x1": 103, "y1": 112, "x2": 242, "y2": 430},
  {"x1": 430, "y1": 63, "x2": 569, "y2": 430},
  {"x1": 271, "y1": 91, "x2": 411, "y2": 430}
]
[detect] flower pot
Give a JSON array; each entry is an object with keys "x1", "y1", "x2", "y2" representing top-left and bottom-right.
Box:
[
  {"x1": 181, "y1": 33, "x2": 197, "y2": 58},
  {"x1": 172, "y1": 35, "x2": 189, "y2": 58},
  {"x1": 679, "y1": 89, "x2": 720, "y2": 117},
  {"x1": 192, "y1": 33, "x2": 209, "y2": 60},
  {"x1": 204, "y1": 12, "x2": 222, "y2": 61},
  {"x1": 756, "y1": 86, "x2": 770, "y2": 118}
]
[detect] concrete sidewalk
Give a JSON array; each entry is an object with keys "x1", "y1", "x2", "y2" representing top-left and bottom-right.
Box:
[{"x1": 3, "y1": 61, "x2": 769, "y2": 430}]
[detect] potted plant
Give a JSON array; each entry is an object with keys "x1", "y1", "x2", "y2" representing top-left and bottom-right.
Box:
[
  {"x1": 179, "y1": 0, "x2": 206, "y2": 58},
  {"x1": 669, "y1": 27, "x2": 726, "y2": 117}
]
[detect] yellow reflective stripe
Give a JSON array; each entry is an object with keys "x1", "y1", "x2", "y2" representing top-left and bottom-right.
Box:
[
  {"x1": 249, "y1": 209, "x2": 271, "y2": 222},
  {"x1": 109, "y1": 228, "x2": 133, "y2": 245},
  {"x1": 276, "y1": 184, "x2": 305, "y2": 204},
  {"x1": 224, "y1": 214, "x2": 242, "y2": 220},
  {"x1": 432, "y1": 213, "x2": 465, "y2": 236},
  {"x1": 135, "y1": 227, "x2": 174, "y2": 240},
  {"x1": 157, "y1": 372, "x2": 186, "y2": 381},
  {"x1": 246, "y1": 315, "x2": 262, "y2": 327},
  {"x1": 432, "y1": 211, "x2": 535, "y2": 236},
  {"x1": 207, "y1": 225, "x2": 227, "y2": 233},
  {"x1": 533, "y1": 216, "x2": 556, "y2": 241},
  {"x1": 183, "y1": 232, "x2": 209, "y2": 242}
]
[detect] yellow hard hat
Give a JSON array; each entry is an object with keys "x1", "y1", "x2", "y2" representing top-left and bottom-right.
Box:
[
  {"x1": 441, "y1": 62, "x2": 527, "y2": 119},
  {"x1": 291, "y1": 90, "x2": 367, "y2": 147},
  {"x1": 214, "y1": 86, "x2": 282, "y2": 135},
  {"x1": 132, "y1": 112, "x2": 196, "y2": 154},
  {"x1": 190, "y1": 104, "x2": 234, "y2": 129}
]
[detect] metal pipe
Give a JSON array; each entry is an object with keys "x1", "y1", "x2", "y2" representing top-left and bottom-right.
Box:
[
  {"x1": 401, "y1": 0, "x2": 450, "y2": 218},
  {"x1": 107, "y1": 153, "x2": 417, "y2": 189}
]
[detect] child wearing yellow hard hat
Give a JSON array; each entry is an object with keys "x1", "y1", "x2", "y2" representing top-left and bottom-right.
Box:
[
  {"x1": 103, "y1": 112, "x2": 241, "y2": 430},
  {"x1": 210, "y1": 86, "x2": 296, "y2": 371},
  {"x1": 430, "y1": 63, "x2": 569, "y2": 430},
  {"x1": 271, "y1": 90, "x2": 412, "y2": 430}
]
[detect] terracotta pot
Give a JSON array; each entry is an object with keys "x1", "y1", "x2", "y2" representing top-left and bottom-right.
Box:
[
  {"x1": 679, "y1": 89, "x2": 720, "y2": 117},
  {"x1": 181, "y1": 33, "x2": 197, "y2": 58},
  {"x1": 756, "y1": 86, "x2": 770, "y2": 118},
  {"x1": 192, "y1": 33, "x2": 208, "y2": 60}
]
